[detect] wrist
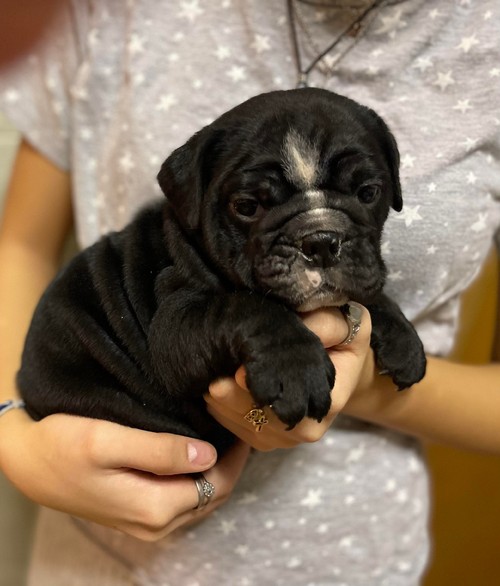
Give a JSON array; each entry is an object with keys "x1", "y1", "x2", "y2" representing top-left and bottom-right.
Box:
[
  {"x1": 343, "y1": 349, "x2": 413, "y2": 425},
  {"x1": 0, "y1": 399, "x2": 26, "y2": 417}
]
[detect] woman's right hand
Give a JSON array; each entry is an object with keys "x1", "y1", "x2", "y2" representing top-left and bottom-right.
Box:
[{"x1": 0, "y1": 410, "x2": 250, "y2": 541}]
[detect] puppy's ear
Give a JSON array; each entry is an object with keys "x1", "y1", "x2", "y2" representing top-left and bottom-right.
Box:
[
  {"x1": 383, "y1": 128, "x2": 403, "y2": 212},
  {"x1": 366, "y1": 110, "x2": 403, "y2": 212},
  {"x1": 157, "y1": 129, "x2": 224, "y2": 229}
]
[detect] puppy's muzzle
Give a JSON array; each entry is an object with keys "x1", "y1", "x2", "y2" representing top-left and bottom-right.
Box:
[{"x1": 299, "y1": 231, "x2": 342, "y2": 267}]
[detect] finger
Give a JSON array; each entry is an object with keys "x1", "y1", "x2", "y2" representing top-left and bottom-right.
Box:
[
  {"x1": 300, "y1": 307, "x2": 349, "y2": 347},
  {"x1": 81, "y1": 418, "x2": 217, "y2": 474},
  {"x1": 208, "y1": 377, "x2": 283, "y2": 426},
  {"x1": 126, "y1": 441, "x2": 252, "y2": 540},
  {"x1": 211, "y1": 439, "x2": 251, "y2": 481},
  {"x1": 206, "y1": 404, "x2": 299, "y2": 450},
  {"x1": 234, "y1": 365, "x2": 248, "y2": 390},
  {"x1": 159, "y1": 441, "x2": 250, "y2": 521},
  {"x1": 328, "y1": 304, "x2": 372, "y2": 355},
  {"x1": 207, "y1": 381, "x2": 338, "y2": 449},
  {"x1": 208, "y1": 375, "x2": 249, "y2": 403},
  {"x1": 302, "y1": 303, "x2": 371, "y2": 350},
  {"x1": 206, "y1": 385, "x2": 299, "y2": 449}
]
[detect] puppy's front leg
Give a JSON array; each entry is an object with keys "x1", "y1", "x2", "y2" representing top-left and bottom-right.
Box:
[
  {"x1": 367, "y1": 293, "x2": 427, "y2": 390},
  {"x1": 148, "y1": 289, "x2": 335, "y2": 430}
]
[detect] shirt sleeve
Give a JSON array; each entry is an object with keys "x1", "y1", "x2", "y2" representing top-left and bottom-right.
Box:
[{"x1": 0, "y1": 2, "x2": 88, "y2": 170}]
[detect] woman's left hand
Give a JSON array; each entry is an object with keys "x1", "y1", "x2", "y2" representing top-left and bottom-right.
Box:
[{"x1": 205, "y1": 304, "x2": 373, "y2": 451}]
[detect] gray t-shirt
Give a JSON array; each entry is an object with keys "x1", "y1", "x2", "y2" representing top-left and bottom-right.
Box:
[{"x1": 1, "y1": 1, "x2": 499, "y2": 585}]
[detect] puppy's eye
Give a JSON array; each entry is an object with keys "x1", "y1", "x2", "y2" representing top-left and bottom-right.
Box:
[
  {"x1": 231, "y1": 197, "x2": 263, "y2": 220},
  {"x1": 357, "y1": 184, "x2": 381, "y2": 204}
]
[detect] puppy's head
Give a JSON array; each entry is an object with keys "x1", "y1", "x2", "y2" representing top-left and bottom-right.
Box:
[{"x1": 158, "y1": 88, "x2": 402, "y2": 310}]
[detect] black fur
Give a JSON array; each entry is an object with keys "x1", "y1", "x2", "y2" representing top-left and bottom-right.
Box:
[{"x1": 19, "y1": 89, "x2": 426, "y2": 454}]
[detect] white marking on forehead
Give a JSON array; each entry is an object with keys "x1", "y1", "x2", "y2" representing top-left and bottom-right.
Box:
[{"x1": 282, "y1": 130, "x2": 320, "y2": 190}]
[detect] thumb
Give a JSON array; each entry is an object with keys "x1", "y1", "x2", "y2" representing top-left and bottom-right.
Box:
[{"x1": 80, "y1": 418, "x2": 217, "y2": 475}]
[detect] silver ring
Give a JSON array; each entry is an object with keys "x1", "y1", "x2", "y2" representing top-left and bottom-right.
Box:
[
  {"x1": 339, "y1": 303, "x2": 363, "y2": 345},
  {"x1": 193, "y1": 474, "x2": 215, "y2": 511}
]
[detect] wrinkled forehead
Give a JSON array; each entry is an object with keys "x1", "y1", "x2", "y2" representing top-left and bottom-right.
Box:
[
  {"x1": 278, "y1": 123, "x2": 378, "y2": 191},
  {"x1": 281, "y1": 129, "x2": 321, "y2": 191},
  {"x1": 213, "y1": 92, "x2": 385, "y2": 189}
]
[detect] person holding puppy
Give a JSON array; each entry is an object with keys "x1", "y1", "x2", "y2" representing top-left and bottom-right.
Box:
[{"x1": 0, "y1": 1, "x2": 499, "y2": 585}]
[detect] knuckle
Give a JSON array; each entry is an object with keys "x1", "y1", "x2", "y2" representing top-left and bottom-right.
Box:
[
  {"x1": 297, "y1": 425, "x2": 325, "y2": 444},
  {"x1": 135, "y1": 501, "x2": 176, "y2": 535},
  {"x1": 81, "y1": 419, "x2": 106, "y2": 463}
]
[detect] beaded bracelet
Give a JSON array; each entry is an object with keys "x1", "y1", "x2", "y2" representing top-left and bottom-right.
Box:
[{"x1": 0, "y1": 399, "x2": 25, "y2": 417}]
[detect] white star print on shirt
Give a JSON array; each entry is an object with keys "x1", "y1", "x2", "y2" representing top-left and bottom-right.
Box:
[
  {"x1": 235, "y1": 544, "x2": 249, "y2": 557},
  {"x1": 300, "y1": 488, "x2": 323, "y2": 508},
  {"x1": 413, "y1": 57, "x2": 433, "y2": 72},
  {"x1": 118, "y1": 152, "x2": 135, "y2": 173},
  {"x1": 179, "y1": 0, "x2": 203, "y2": 22},
  {"x1": 433, "y1": 70, "x2": 455, "y2": 91},
  {"x1": 128, "y1": 34, "x2": 144, "y2": 55},
  {"x1": 251, "y1": 34, "x2": 271, "y2": 53},
  {"x1": 398, "y1": 205, "x2": 423, "y2": 227},
  {"x1": 471, "y1": 213, "x2": 487, "y2": 232},
  {"x1": 467, "y1": 172, "x2": 477, "y2": 185},
  {"x1": 457, "y1": 34, "x2": 480, "y2": 53},
  {"x1": 237, "y1": 492, "x2": 258, "y2": 505},
  {"x1": 381, "y1": 241, "x2": 391, "y2": 255},
  {"x1": 156, "y1": 94, "x2": 178, "y2": 111},
  {"x1": 462, "y1": 137, "x2": 479, "y2": 151},
  {"x1": 346, "y1": 443, "x2": 366, "y2": 462},
  {"x1": 374, "y1": 8, "x2": 407, "y2": 37},
  {"x1": 219, "y1": 519, "x2": 237, "y2": 536},
  {"x1": 401, "y1": 153, "x2": 416, "y2": 169},
  {"x1": 227, "y1": 65, "x2": 247, "y2": 82},
  {"x1": 388, "y1": 270, "x2": 404, "y2": 282},
  {"x1": 453, "y1": 99, "x2": 473, "y2": 113},
  {"x1": 339, "y1": 536, "x2": 355, "y2": 549},
  {"x1": 385, "y1": 478, "x2": 397, "y2": 493},
  {"x1": 215, "y1": 45, "x2": 231, "y2": 60}
]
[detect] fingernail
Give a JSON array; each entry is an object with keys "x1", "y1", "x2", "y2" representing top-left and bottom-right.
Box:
[{"x1": 188, "y1": 442, "x2": 216, "y2": 465}]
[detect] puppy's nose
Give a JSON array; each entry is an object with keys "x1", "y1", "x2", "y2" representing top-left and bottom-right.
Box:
[{"x1": 300, "y1": 232, "x2": 341, "y2": 267}]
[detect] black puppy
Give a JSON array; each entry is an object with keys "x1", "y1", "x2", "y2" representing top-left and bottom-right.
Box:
[{"x1": 19, "y1": 89, "x2": 426, "y2": 453}]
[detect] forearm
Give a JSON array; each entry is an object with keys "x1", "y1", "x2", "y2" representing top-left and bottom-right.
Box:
[
  {"x1": 0, "y1": 243, "x2": 59, "y2": 401},
  {"x1": 345, "y1": 355, "x2": 500, "y2": 454},
  {"x1": 0, "y1": 139, "x2": 72, "y2": 403}
]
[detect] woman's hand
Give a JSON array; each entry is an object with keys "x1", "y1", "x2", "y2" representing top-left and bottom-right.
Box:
[
  {"x1": 0, "y1": 411, "x2": 250, "y2": 541},
  {"x1": 206, "y1": 304, "x2": 372, "y2": 451}
]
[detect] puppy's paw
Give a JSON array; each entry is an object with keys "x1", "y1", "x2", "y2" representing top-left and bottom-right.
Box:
[
  {"x1": 375, "y1": 334, "x2": 427, "y2": 390},
  {"x1": 244, "y1": 337, "x2": 334, "y2": 429},
  {"x1": 368, "y1": 295, "x2": 427, "y2": 391}
]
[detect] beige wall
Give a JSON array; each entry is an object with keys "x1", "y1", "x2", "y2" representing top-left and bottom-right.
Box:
[
  {"x1": 0, "y1": 112, "x2": 19, "y2": 197},
  {"x1": 424, "y1": 249, "x2": 500, "y2": 586}
]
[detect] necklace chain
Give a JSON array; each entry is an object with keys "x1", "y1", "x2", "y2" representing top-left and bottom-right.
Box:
[
  {"x1": 287, "y1": 0, "x2": 384, "y2": 88},
  {"x1": 296, "y1": 0, "x2": 374, "y2": 8}
]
